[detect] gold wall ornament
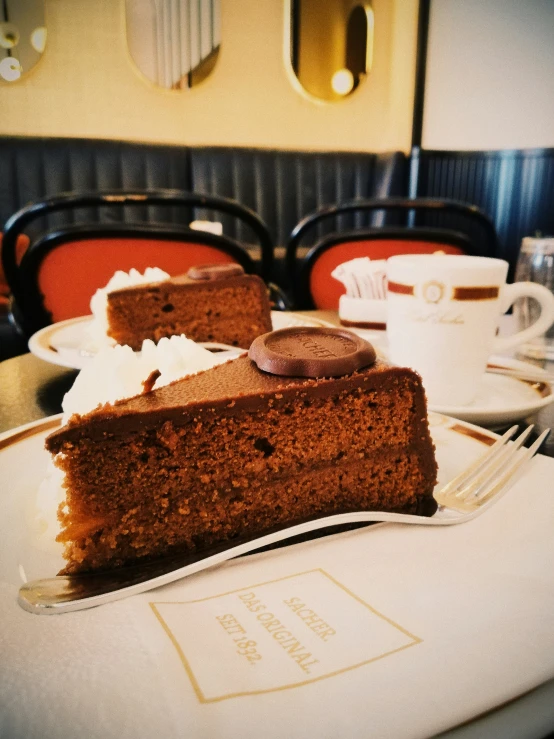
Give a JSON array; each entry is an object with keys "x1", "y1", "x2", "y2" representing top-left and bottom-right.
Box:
[
  {"x1": 125, "y1": 0, "x2": 221, "y2": 90},
  {"x1": 0, "y1": 22, "x2": 19, "y2": 49},
  {"x1": 0, "y1": 55, "x2": 21, "y2": 82},
  {"x1": 288, "y1": 0, "x2": 374, "y2": 102},
  {"x1": 331, "y1": 68, "x2": 354, "y2": 96},
  {"x1": 0, "y1": 0, "x2": 45, "y2": 83},
  {"x1": 30, "y1": 26, "x2": 46, "y2": 54}
]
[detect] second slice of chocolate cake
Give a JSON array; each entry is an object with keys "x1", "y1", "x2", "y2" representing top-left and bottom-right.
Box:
[
  {"x1": 107, "y1": 263, "x2": 272, "y2": 349},
  {"x1": 46, "y1": 328, "x2": 438, "y2": 574}
]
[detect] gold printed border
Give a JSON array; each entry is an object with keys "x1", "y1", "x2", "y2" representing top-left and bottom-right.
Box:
[
  {"x1": 487, "y1": 363, "x2": 551, "y2": 398},
  {"x1": 340, "y1": 319, "x2": 387, "y2": 330},
  {"x1": 387, "y1": 280, "x2": 414, "y2": 296},
  {"x1": 521, "y1": 380, "x2": 551, "y2": 398},
  {"x1": 388, "y1": 281, "x2": 500, "y2": 301},
  {"x1": 0, "y1": 417, "x2": 61, "y2": 451},
  {"x1": 37, "y1": 325, "x2": 57, "y2": 352},
  {"x1": 34, "y1": 316, "x2": 84, "y2": 352},
  {"x1": 449, "y1": 423, "x2": 496, "y2": 447},
  {"x1": 150, "y1": 568, "x2": 422, "y2": 703},
  {"x1": 452, "y1": 286, "x2": 499, "y2": 301}
]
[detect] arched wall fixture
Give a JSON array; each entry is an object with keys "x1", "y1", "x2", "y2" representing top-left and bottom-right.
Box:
[
  {"x1": 287, "y1": 0, "x2": 374, "y2": 102},
  {"x1": 0, "y1": 0, "x2": 46, "y2": 83},
  {"x1": 125, "y1": 0, "x2": 220, "y2": 90}
]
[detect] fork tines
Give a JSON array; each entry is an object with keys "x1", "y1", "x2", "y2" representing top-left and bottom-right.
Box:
[{"x1": 435, "y1": 425, "x2": 551, "y2": 513}]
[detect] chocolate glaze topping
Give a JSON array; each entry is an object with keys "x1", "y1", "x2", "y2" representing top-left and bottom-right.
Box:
[
  {"x1": 186, "y1": 263, "x2": 245, "y2": 281},
  {"x1": 45, "y1": 355, "x2": 420, "y2": 450},
  {"x1": 249, "y1": 327, "x2": 376, "y2": 378}
]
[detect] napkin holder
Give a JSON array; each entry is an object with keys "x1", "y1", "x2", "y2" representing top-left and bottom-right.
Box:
[
  {"x1": 339, "y1": 295, "x2": 387, "y2": 330},
  {"x1": 331, "y1": 257, "x2": 388, "y2": 330}
]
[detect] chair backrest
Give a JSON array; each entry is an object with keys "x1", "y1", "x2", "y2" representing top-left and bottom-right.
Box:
[
  {"x1": 286, "y1": 197, "x2": 500, "y2": 309},
  {"x1": 1, "y1": 189, "x2": 274, "y2": 336},
  {"x1": 189, "y1": 148, "x2": 409, "y2": 246},
  {"x1": 0, "y1": 233, "x2": 28, "y2": 303}
]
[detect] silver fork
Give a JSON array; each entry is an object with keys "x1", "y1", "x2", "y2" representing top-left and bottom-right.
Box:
[{"x1": 18, "y1": 425, "x2": 550, "y2": 615}]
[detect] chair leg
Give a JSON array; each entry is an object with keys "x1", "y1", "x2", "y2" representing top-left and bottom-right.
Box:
[
  {"x1": 0, "y1": 305, "x2": 29, "y2": 360},
  {"x1": 268, "y1": 282, "x2": 294, "y2": 311}
]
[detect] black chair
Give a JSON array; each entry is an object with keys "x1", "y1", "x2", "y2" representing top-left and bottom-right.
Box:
[
  {"x1": 285, "y1": 197, "x2": 500, "y2": 310},
  {"x1": 1, "y1": 189, "x2": 275, "y2": 338}
]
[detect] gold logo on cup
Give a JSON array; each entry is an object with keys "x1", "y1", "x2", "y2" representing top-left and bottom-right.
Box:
[{"x1": 422, "y1": 280, "x2": 445, "y2": 304}]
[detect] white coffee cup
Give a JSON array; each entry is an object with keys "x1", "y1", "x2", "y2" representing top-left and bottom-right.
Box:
[{"x1": 386, "y1": 254, "x2": 554, "y2": 406}]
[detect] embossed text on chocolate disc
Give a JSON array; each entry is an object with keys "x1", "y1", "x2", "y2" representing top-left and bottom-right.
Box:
[
  {"x1": 249, "y1": 327, "x2": 376, "y2": 377},
  {"x1": 187, "y1": 263, "x2": 245, "y2": 281}
]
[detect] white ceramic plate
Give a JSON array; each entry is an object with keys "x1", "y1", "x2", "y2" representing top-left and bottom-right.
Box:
[
  {"x1": 28, "y1": 312, "x2": 336, "y2": 371},
  {"x1": 0, "y1": 411, "x2": 497, "y2": 587}
]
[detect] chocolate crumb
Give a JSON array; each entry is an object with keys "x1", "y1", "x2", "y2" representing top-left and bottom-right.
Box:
[{"x1": 142, "y1": 369, "x2": 161, "y2": 394}]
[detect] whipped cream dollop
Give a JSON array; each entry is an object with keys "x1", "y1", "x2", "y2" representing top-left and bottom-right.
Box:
[
  {"x1": 85, "y1": 267, "x2": 170, "y2": 351},
  {"x1": 62, "y1": 334, "x2": 219, "y2": 422},
  {"x1": 37, "y1": 334, "x2": 227, "y2": 546}
]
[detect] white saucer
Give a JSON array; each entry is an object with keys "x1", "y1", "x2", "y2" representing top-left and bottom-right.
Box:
[{"x1": 428, "y1": 357, "x2": 553, "y2": 426}]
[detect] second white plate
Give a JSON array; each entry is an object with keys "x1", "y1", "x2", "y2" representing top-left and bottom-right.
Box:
[{"x1": 28, "y1": 312, "x2": 336, "y2": 371}]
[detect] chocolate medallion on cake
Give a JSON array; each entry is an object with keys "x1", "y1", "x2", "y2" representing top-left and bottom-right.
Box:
[
  {"x1": 186, "y1": 263, "x2": 245, "y2": 281},
  {"x1": 249, "y1": 327, "x2": 376, "y2": 377}
]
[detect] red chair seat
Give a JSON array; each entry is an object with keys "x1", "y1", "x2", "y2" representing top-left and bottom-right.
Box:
[{"x1": 38, "y1": 238, "x2": 237, "y2": 322}]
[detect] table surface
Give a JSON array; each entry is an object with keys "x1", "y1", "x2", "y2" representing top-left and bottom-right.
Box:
[{"x1": 1, "y1": 312, "x2": 554, "y2": 739}]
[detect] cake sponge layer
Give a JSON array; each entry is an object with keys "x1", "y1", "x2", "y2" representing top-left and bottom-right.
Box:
[
  {"x1": 107, "y1": 274, "x2": 272, "y2": 349},
  {"x1": 51, "y1": 369, "x2": 437, "y2": 573}
]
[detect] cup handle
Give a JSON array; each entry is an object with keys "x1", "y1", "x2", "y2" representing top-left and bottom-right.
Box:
[{"x1": 493, "y1": 282, "x2": 554, "y2": 353}]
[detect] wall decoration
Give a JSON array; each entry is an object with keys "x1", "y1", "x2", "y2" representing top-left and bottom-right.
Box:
[
  {"x1": 289, "y1": 0, "x2": 373, "y2": 102},
  {"x1": 0, "y1": 0, "x2": 46, "y2": 83},
  {"x1": 126, "y1": 0, "x2": 220, "y2": 90}
]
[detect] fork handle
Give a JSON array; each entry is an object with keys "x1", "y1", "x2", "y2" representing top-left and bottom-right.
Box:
[{"x1": 18, "y1": 509, "x2": 450, "y2": 616}]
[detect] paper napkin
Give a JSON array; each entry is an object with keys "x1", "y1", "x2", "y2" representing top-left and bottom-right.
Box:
[{"x1": 331, "y1": 257, "x2": 387, "y2": 299}]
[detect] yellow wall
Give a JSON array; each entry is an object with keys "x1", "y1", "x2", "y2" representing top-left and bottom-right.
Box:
[{"x1": 0, "y1": 0, "x2": 419, "y2": 153}]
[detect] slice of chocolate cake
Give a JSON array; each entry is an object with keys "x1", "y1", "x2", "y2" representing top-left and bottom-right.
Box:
[
  {"x1": 46, "y1": 328, "x2": 438, "y2": 574},
  {"x1": 106, "y1": 263, "x2": 272, "y2": 349}
]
